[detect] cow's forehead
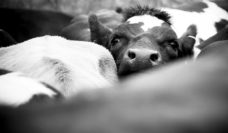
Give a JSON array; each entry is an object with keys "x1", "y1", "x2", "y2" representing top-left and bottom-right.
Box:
[
  {"x1": 126, "y1": 15, "x2": 166, "y2": 32},
  {"x1": 114, "y1": 22, "x2": 144, "y2": 36}
]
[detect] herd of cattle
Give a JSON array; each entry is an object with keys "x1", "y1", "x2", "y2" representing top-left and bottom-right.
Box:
[{"x1": 0, "y1": 0, "x2": 228, "y2": 132}]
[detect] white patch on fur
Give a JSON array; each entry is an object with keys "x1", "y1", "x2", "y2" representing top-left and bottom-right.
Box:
[
  {"x1": 0, "y1": 72, "x2": 56, "y2": 107},
  {"x1": 0, "y1": 36, "x2": 117, "y2": 97},
  {"x1": 127, "y1": 15, "x2": 165, "y2": 31}
]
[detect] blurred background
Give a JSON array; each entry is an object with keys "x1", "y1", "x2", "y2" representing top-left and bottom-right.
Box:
[{"x1": 0, "y1": 0, "x2": 220, "y2": 16}]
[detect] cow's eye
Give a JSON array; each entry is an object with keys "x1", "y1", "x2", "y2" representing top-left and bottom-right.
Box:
[
  {"x1": 111, "y1": 38, "x2": 121, "y2": 46},
  {"x1": 168, "y1": 41, "x2": 178, "y2": 50}
]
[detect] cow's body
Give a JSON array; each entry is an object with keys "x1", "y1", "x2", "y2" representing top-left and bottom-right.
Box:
[
  {"x1": 0, "y1": 70, "x2": 61, "y2": 107},
  {"x1": 0, "y1": 8, "x2": 72, "y2": 43},
  {"x1": 0, "y1": 36, "x2": 117, "y2": 97},
  {"x1": 1, "y1": 36, "x2": 228, "y2": 133},
  {"x1": 163, "y1": 0, "x2": 228, "y2": 42}
]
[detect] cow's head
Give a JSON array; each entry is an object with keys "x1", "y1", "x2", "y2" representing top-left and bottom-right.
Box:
[{"x1": 89, "y1": 6, "x2": 197, "y2": 77}]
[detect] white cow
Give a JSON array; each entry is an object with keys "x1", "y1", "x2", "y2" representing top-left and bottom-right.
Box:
[{"x1": 0, "y1": 36, "x2": 117, "y2": 98}]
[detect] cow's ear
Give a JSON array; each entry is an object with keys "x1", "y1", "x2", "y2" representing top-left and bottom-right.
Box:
[
  {"x1": 0, "y1": 29, "x2": 17, "y2": 47},
  {"x1": 178, "y1": 24, "x2": 197, "y2": 57},
  {"x1": 89, "y1": 14, "x2": 112, "y2": 48}
]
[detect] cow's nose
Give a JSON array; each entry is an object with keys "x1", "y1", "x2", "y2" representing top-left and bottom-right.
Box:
[
  {"x1": 127, "y1": 49, "x2": 161, "y2": 63},
  {"x1": 119, "y1": 49, "x2": 161, "y2": 77},
  {"x1": 150, "y1": 53, "x2": 159, "y2": 62}
]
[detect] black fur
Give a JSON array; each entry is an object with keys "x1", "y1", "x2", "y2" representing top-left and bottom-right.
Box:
[
  {"x1": 123, "y1": 5, "x2": 171, "y2": 25},
  {"x1": 0, "y1": 69, "x2": 11, "y2": 75},
  {"x1": 41, "y1": 82, "x2": 64, "y2": 99}
]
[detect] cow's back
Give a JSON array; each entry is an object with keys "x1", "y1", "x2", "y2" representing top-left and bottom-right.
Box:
[
  {"x1": 163, "y1": 0, "x2": 228, "y2": 41},
  {"x1": 0, "y1": 36, "x2": 117, "y2": 97}
]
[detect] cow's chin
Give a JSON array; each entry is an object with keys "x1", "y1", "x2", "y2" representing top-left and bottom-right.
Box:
[{"x1": 117, "y1": 62, "x2": 161, "y2": 79}]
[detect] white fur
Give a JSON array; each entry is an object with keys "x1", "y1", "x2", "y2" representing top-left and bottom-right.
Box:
[
  {"x1": 0, "y1": 36, "x2": 117, "y2": 97},
  {"x1": 0, "y1": 72, "x2": 56, "y2": 107},
  {"x1": 127, "y1": 15, "x2": 165, "y2": 31}
]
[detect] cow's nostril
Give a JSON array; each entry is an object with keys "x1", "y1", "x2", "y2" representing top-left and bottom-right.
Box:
[
  {"x1": 150, "y1": 53, "x2": 159, "y2": 61},
  {"x1": 128, "y1": 51, "x2": 136, "y2": 59}
]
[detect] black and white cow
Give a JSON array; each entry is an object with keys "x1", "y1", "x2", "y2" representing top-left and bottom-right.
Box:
[
  {"x1": 162, "y1": 0, "x2": 228, "y2": 45},
  {"x1": 0, "y1": 69, "x2": 62, "y2": 107},
  {"x1": 89, "y1": 6, "x2": 197, "y2": 77},
  {"x1": 88, "y1": 0, "x2": 228, "y2": 77},
  {"x1": 1, "y1": 35, "x2": 228, "y2": 133},
  {"x1": 0, "y1": 36, "x2": 117, "y2": 98}
]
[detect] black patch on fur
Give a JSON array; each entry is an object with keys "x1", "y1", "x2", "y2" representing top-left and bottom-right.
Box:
[
  {"x1": 123, "y1": 5, "x2": 171, "y2": 25},
  {"x1": 177, "y1": 2, "x2": 208, "y2": 13},
  {"x1": 197, "y1": 27, "x2": 228, "y2": 50},
  {"x1": 212, "y1": 0, "x2": 228, "y2": 12},
  {"x1": 114, "y1": 23, "x2": 144, "y2": 37},
  {"x1": 0, "y1": 69, "x2": 11, "y2": 75},
  {"x1": 215, "y1": 19, "x2": 228, "y2": 32}
]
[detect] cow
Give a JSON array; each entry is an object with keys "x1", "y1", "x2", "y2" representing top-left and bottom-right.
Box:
[
  {"x1": 0, "y1": 29, "x2": 16, "y2": 47},
  {"x1": 89, "y1": 6, "x2": 197, "y2": 77},
  {"x1": 0, "y1": 35, "x2": 117, "y2": 97},
  {"x1": 87, "y1": 0, "x2": 228, "y2": 77},
  {"x1": 61, "y1": 9, "x2": 123, "y2": 41},
  {"x1": 0, "y1": 8, "x2": 72, "y2": 43},
  {"x1": 1, "y1": 35, "x2": 228, "y2": 133},
  {"x1": 0, "y1": 69, "x2": 62, "y2": 107},
  {"x1": 162, "y1": 0, "x2": 228, "y2": 43}
]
